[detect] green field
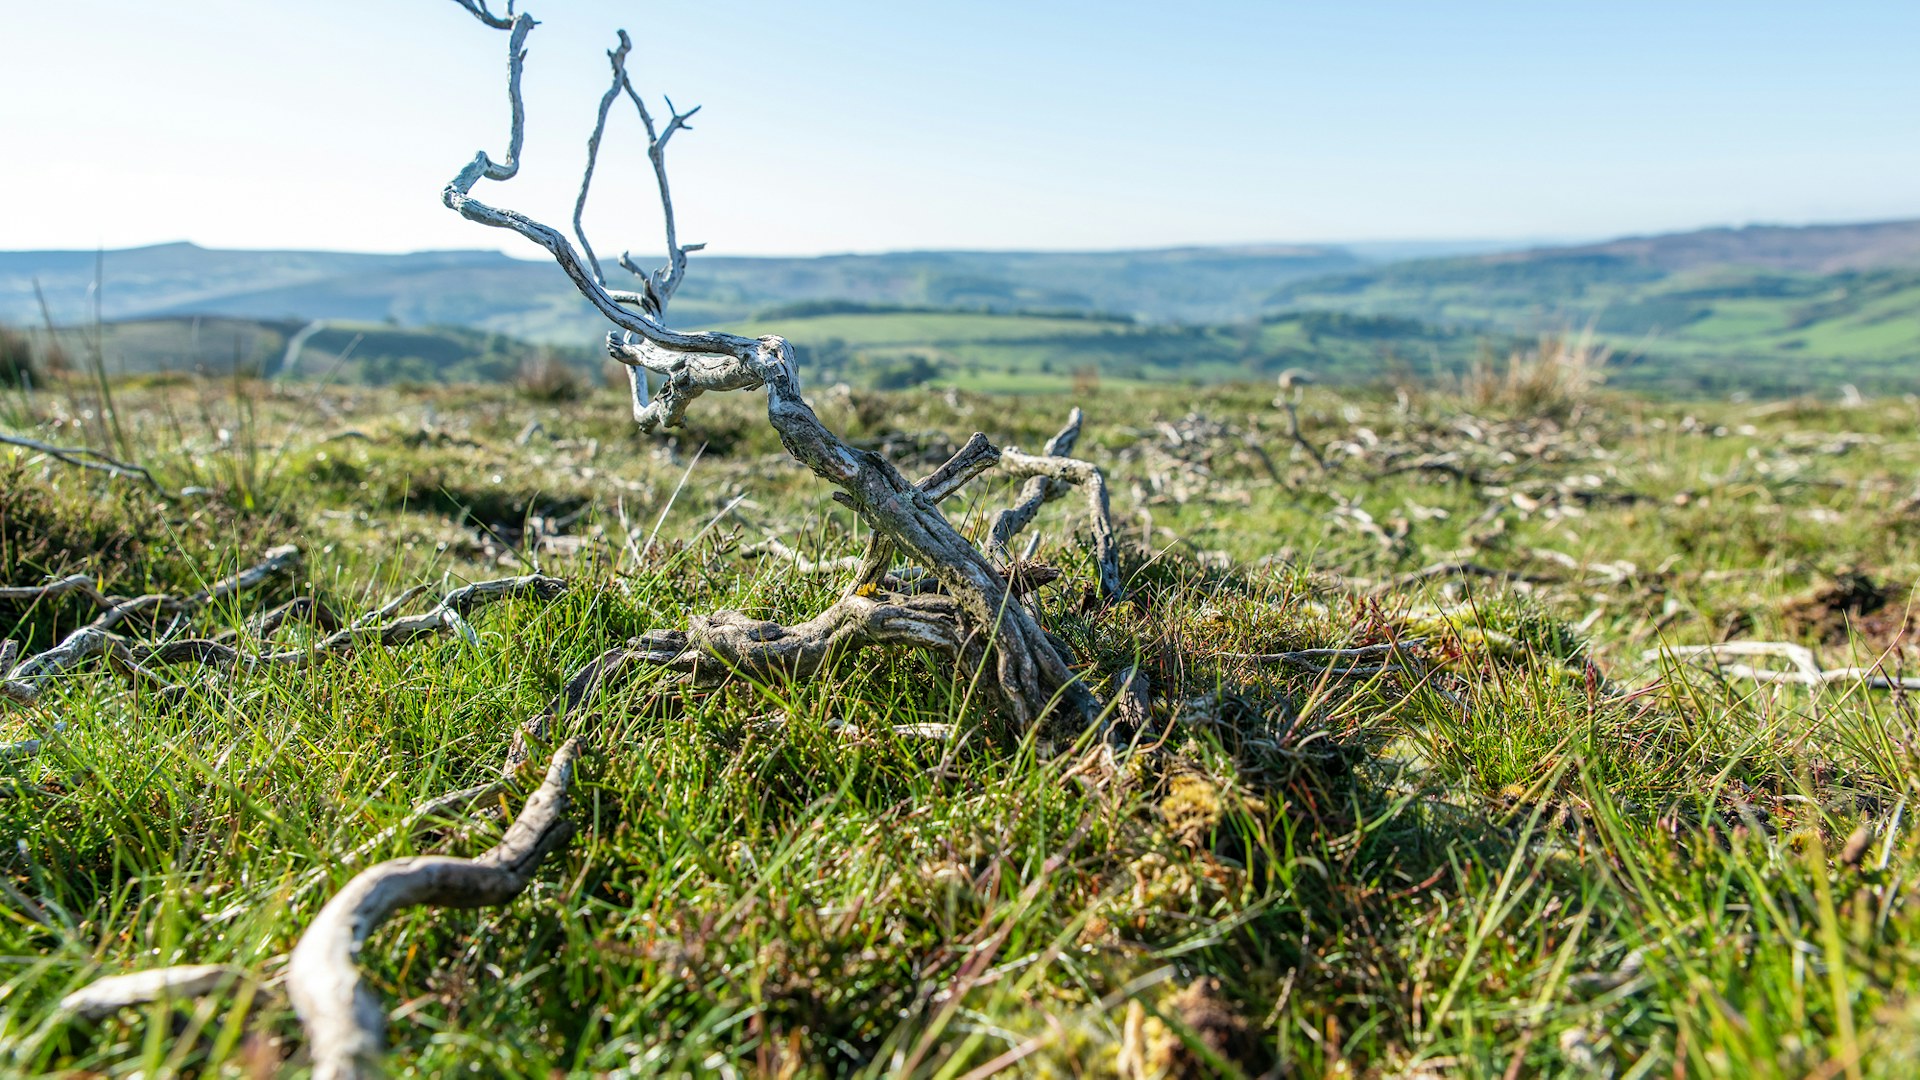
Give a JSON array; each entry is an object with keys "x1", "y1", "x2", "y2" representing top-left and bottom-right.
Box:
[
  {"x1": 1272, "y1": 259, "x2": 1920, "y2": 396},
  {"x1": 7, "y1": 369, "x2": 1920, "y2": 1075},
  {"x1": 23, "y1": 262, "x2": 1917, "y2": 401},
  {"x1": 718, "y1": 307, "x2": 1482, "y2": 393}
]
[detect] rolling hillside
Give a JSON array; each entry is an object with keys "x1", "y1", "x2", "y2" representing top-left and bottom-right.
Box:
[
  {"x1": 5, "y1": 219, "x2": 1919, "y2": 395},
  {"x1": 25, "y1": 317, "x2": 594, "y2": 386},
  {"x1": 0, "y1": 241, "x2": 1389, "y2": 336},
  {"x1": 722, "y1": 306, "x2": 1480, "y2": 391},
  {"x1": 1267, "y1": 220, "x2": 1920, "y2": 395}
]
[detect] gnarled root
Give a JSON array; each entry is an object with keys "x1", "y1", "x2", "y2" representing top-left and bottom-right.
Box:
[
  {"x1": 679, "y1": 593, "x2": 975, "y2": 678},
  {"x1": 287, "y1": 738, "x2": 582, "y2": 1080}
]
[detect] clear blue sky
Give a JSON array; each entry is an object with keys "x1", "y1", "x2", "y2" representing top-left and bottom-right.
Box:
[{"x1": 5, "y1": 0, "x2": 1917, "y2": 257}]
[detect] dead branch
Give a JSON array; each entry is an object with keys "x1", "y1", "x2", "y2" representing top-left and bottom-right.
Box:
[
  {"x1": 60, "y1": 964, "x2": 246, "y2": 1022},
  {"x1": 0, "y1": 545, "x2": 301, "y2": 635},
  {"x1": 2, "y1": 625, "x2": 168, "y2": 706},
  {"x1": 1, "y1": 545, "x2": 305, "y2": 706},
  {"x1": 987, "y1": 410, "x2": 1123, "y2": 602},
  {"x1": 741, "y1": 537, "x2": 865, "y2": 576},
  {"x1": 649, "y1": 592, "x2": 981, "y2": 681},
  {"x1": 288, "y1": 738, "x2": 581, "y2": 1080},
  {"x1": 0, "y1": 573, "x2": 110, "y2": 610},
  {"x1": 257, "y1": 575, "x2": 566, "y2": 667},
  {"x1": 437, "y1": 8, "x2": 1105, "y2": 726},
  {"x1": 354, "y1": 585, "x2": 432, "y2": 628},
  {"x1": 571, "y1": 31, "x2": 632, "y2": 288},
  {"x1": 445, "y1": 7, "x2": 1096, "y2": 731},
  {"x1": 1, "y1": 574, "x2": 563, "y2": 706},
  {"x1": 0, "y1": 431, "x2": 175, "y2": 497},
  {"x1": 1649, "y1": 640, "x2": 1920, "y2": 691},
  {"x1": 87, "y1": 544, "x2": 304, "y2": 631}
]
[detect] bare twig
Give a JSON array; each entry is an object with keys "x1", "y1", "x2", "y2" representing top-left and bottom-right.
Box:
[
  {"x1": 988, "y1": 410, "x2": 1123, "y2": 602},
  {"x1": 741, "y1": 537, "x2": 865, "y2": 576},
  {"x1": 0, "y1": 431, "x2": 175, "y2": 497}
]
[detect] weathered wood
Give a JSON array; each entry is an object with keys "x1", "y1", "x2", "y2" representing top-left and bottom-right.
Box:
[
  {"x1": 989, "y1": 411, "x2": 1123, "y2": 602},
  {"x1": 1, "y1": 573, "x2": 562, "y2": 706},
  {"x1": 59, "y1": 964, "x2": 245, "y2": 1021},
  {"x1": 287, "y1": 738, "x2": 581, "y2": 1080},
  {"x1": 443, "y1": 5, "x2": 1096, "y2": 731}
]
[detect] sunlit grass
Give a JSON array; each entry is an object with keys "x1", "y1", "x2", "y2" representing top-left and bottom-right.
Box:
[{"x1": 3, "y1": 376, "x2": 1920, "y2": 1075}]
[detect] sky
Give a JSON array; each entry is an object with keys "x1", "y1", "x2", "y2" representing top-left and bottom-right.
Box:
[{"x1": 4, "y1": 0, "x2": 1918, "y2": 258}]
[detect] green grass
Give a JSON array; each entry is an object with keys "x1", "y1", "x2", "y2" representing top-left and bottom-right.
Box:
[{"x1": 5, "y1": 374, "x2": 1920, "y2": 1076}]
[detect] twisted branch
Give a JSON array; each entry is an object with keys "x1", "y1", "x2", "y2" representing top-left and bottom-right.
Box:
[
  {"x1": 988, "y1": 410, "x2": 1123, "y2": 602},
  {"x1": 441, "y1": 9, "x2": 1096, "y2": 731},
  {"x1": 288, "y1": 738, "x2": 581, "y2": 1080}
]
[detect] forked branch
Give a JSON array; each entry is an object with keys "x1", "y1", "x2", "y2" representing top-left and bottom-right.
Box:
[
  {"x1": 443, "y1": 5, "x2": 1098, "y2": 732},
  {"x1": 989, "y1": 409, "x2": 1123, "y2": 602}
]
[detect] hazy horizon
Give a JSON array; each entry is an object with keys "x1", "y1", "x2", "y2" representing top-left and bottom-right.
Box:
[{"x1": 13, "y1": 215, "x2": 1918, "y2": 262}]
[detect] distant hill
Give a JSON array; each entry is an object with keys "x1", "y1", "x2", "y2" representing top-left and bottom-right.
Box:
[
  {"x1": 25, "y1": 316, "x2": 593, "y2": 386},
  {"x1": 0, "y1": 241, "x2": 1388, "y2": 338},
  {"x1": 1264, "y1": 219, "x2": 1920, "y2": 395},
  {"x1": 1269, "y1": 218, "x2": 1920, "y2": 321},
  {"x1": 1545, "y1": 219, "x2": 1920, "y2": 274},
  {"x1": 6, "y1": 218, "x2": 1919, "y2": 397}
]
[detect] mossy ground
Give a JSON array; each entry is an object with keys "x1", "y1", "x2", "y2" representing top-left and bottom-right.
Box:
[{"x1": 4, "y1": 373, "x2": 1920, "y2": 1077}]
